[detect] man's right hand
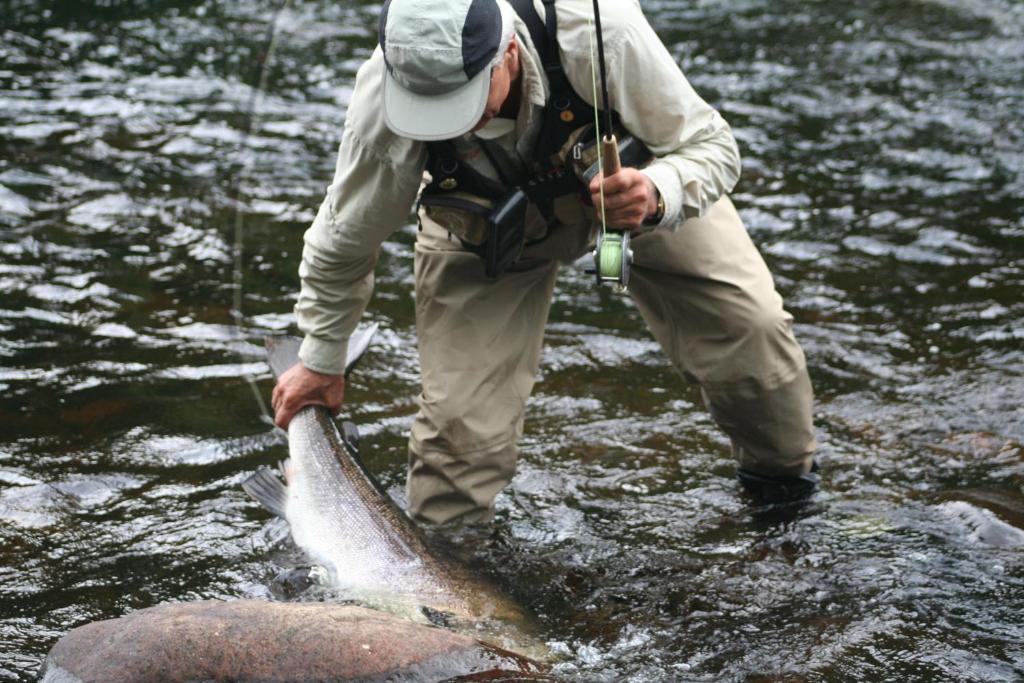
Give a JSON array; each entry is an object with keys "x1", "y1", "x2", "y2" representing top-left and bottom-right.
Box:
[{"x1": 271, "y1": 363, "x2": 345, "y2": 430}]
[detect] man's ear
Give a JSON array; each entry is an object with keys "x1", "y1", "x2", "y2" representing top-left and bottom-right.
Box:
[{"x1": 507, "y1": 36, "x2": 520, "y2": 76}]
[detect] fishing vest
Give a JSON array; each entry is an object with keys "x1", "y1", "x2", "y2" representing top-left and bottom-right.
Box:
[{"x1": 418, "y1": 0, "x2": 653, "y2": 278}]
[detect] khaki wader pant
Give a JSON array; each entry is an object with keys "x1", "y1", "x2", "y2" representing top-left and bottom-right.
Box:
[{"x1": 408, "y1": 195, "x2": 816, "y2": 526}]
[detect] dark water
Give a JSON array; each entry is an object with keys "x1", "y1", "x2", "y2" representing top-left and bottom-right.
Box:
[{"x1": 2, "y1": 0, "x2": 1023, "y2": 680}]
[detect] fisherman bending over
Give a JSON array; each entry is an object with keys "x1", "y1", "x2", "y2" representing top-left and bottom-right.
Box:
[{"x1": 271, "y1": 0, "x2": 819, "y2": 525}]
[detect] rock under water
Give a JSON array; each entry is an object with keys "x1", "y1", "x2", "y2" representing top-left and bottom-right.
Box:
[{"x1": 40, "y1": 600, "x2": 551, "y2": 682}]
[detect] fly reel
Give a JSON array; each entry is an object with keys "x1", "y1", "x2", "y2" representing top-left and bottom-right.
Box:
[{"x1": 592, "y1": 229, "x2": 632, "y2": 288}]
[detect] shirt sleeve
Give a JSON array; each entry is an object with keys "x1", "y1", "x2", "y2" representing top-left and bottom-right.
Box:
[
  {"x1": 557, "y1": 0, "x2": 741, "y2": 229},
  {"x1": 295, "y1": 48, "x2": 426, "y2": 374}
]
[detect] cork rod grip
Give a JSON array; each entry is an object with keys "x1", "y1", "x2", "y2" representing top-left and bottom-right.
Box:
[{"x1": 601, "y1": 134, "x2": 621, "y2": 177}]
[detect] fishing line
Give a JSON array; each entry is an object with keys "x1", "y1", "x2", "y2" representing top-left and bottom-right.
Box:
[
  {"x1": 591, "y1": 0, "x2": 613, "y2": 141},
  {"x1": 587, "y1": 5, "x2": 630, "y2": 289},
  {"x1": 231, "y1": 0, "x2": 293, "y2": 431}
]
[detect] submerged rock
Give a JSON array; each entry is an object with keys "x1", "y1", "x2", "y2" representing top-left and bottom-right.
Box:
[{"x1": 40, "y1": 599, "x2": 551, "y2": 682}]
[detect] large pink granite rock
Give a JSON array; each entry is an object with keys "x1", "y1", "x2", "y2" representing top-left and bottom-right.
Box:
[{"x1": 40, "y1": 600, "x2": 552, "y2": 682}]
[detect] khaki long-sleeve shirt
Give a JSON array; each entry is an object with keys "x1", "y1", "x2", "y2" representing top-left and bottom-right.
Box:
[{"x1": 296, "y1": 0, "x2": 741, "y2": 375}]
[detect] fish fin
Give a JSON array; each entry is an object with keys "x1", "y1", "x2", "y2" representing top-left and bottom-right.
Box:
[
  {"x1": 264, "y1": 323, "x2": 379, "y2": 380},
  {"x1": 341, "y1": 421, "x2": 360, "y2": 457},
  {"x1": 343, "y1": 322, "x2": 379, "y2": 377},
  {"x1": 241, "y1": 466, "x2": 288, "y2": 519},
  {"x1": 278, "y1": 458, "x2": 293, "y2": 484},
  {"x1": 264, "y1": 336, "x2": 302, "y2": 380},
  {"x1": 420, "y1": 605, "x2": 455, "y2": 628},
  {"x1": 264, "y1": 335, "x2": 299, "y2": 378}
]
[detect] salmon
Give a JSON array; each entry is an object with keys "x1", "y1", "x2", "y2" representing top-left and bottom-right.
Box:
[{"x1": 243, "y1": 329, "x2": 539, "y2": 654}]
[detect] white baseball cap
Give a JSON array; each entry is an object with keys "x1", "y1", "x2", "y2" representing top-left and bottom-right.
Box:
[{"x1": 379, "y1": 0, "x2": 513, "y2": 141}]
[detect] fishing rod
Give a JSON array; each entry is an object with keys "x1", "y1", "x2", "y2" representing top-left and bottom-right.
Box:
[{"x1": 589, "y1": 0, "x2": 632, "y2": 289}]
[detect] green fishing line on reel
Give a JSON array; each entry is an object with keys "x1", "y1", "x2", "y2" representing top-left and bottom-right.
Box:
[
  {"x1": 599, "y1": 234, "x2": 622, "y2": 278},
  {"x1": 594, "y1": 230, "x2": 632, "y2": 288}
]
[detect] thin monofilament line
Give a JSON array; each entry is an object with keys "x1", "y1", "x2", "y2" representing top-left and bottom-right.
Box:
[
  {"x1": 588, "y1": 18, "x2": 607, "y2": 239},
  {"x1": 232, "y1": 0, "x2": 293, "y2": 427}
]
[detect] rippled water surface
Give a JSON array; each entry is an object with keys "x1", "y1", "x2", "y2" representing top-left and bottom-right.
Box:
[{"x1": 2, "y1": 0, "x2": 1022, "y2": 680}]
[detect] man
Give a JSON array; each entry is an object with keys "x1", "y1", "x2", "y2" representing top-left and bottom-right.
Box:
[{"x1": 271, "y1": 0, "x2": 819, "y2": 526}]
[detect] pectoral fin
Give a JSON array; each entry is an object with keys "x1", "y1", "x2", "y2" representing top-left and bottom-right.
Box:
[{"x1": 242, "y1": 466, "x2": 289, "y2": 519}]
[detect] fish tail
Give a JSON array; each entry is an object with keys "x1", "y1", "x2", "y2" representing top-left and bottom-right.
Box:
[
  {"x1": 264, "y1": 337, "x2": 302, "y2": 380},
  {"x1": 263, "y1": 323, "x2": 378, "y2": 381},
  {"x1": 242, "y1": 466, "x2": 289, "y2": 519}
]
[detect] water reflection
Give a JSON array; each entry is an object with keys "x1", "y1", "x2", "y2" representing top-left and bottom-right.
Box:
[{"x1": 1, "y1": 0, "x2": 1023, "y2": 680}]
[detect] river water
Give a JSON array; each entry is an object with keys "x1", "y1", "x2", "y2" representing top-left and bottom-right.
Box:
[{"x1": 1, "y1": 0, "x2": 1022, "y2": 680}]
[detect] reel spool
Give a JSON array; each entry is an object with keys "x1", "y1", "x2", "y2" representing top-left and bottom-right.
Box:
[{"x1": 593, "y1": 229, "x2": 632, "y2": 288}]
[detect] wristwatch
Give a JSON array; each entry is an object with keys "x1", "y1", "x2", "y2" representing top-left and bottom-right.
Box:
[{"x1": 643, "y1": 188, "x2": 665, "y2": 227}]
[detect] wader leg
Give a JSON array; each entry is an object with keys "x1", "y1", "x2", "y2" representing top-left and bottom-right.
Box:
[
  {"x1": 408, "y1": 212, "x2": 558, "y2": 526},
  {"x1": 628, "y1": 196, "x2": 817, "y2": 495}
]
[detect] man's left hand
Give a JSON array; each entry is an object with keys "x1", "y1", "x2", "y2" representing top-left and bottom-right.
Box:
[{"x1": 589, "y1": 168, "x2": 660, "y2": 232}]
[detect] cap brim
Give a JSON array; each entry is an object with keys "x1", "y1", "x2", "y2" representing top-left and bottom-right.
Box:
[{"x1": 383, "y1": 67, "x2": 491, "y2": 141}]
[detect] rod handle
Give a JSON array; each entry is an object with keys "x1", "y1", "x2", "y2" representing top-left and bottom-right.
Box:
[{"x1": 601, "y1": 134, "x2": 621, "y2": 176}]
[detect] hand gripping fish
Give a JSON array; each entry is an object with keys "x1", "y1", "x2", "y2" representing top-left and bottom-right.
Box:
[{"x1": 243, "y1": 327, "x2": 542, "y2": 655}]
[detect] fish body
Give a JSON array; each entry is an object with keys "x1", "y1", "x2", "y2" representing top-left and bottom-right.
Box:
[{"x1": 244, "y1": 330, "x2": 532, "y2": 636}]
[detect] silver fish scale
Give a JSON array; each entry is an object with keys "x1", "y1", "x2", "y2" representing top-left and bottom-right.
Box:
[{"x1": 284, "y1": 408, "x2": 457, "y2": 605}]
